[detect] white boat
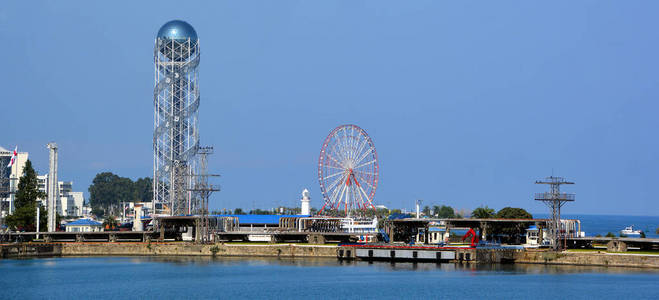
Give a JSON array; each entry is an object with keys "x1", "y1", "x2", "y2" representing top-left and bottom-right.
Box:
[{"x1": 620, "y1": 225, "x2": 642, "y2": 236}]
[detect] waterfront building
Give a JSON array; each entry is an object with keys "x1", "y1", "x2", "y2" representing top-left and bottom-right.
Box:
[
  {"x1": 416, "y1": 222, "x2": 450, "y2": 244},
  {"x1": 121, "y1": 201, "x2": 152, "y2": 223},
  {"x1": 386, "y1": 217, "x2": 585, "y2": 245},
  {"x1": 37, "y1": 175, "x2": 85, "y2": 217},
  {"x1": 525, "y1": 225, "x2": 544, "y2": 246},
  {"x1": 0, "y1": 145, "x2": 29, "y2": 217},
  {"x1": 524, "y1": 220, "x2": 584, "y2": 247},
  {"x1": 65, "y1": 219, "x2": 102, "y2": 232},
  {"x1": 428, "y1": 222, "x2": 449, "y2": 244}
]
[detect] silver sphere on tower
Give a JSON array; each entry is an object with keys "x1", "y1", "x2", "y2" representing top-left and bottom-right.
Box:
[{"x1": 153, "y1": 20, "x2": 201, "y2": 216}]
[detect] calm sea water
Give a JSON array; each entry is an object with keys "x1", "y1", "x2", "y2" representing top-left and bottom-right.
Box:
[
  {"x1": 0, "y1": 256, "x2": 657, "y2": 299},
  {"x1": 535, "y1": 214, "x2": 659, "y2": 238}
]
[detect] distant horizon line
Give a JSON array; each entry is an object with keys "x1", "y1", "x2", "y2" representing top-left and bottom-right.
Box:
[{"x1": 530, "y1": 212, "x2": 659, "y2": 218}]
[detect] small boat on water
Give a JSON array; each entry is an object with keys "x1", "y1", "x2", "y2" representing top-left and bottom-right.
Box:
[{"x1": 620, "y1": 225, "x2": 642, "y2": 236}]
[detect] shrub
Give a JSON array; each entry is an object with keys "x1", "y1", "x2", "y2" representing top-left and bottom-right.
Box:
[{"x1": 210, "y1": 245, "x2": 220, "y2": 256}]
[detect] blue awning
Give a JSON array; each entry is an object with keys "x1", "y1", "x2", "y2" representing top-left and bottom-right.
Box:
[{"x1": 211, "y1": 214, "x2": 310, "y2": 225}]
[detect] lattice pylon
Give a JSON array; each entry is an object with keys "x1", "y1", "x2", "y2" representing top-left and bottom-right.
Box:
[{"x1": 153, "y1": 37, "x2": 200, "y2": 216}]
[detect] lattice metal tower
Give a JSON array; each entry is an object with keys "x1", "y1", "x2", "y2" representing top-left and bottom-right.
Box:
[
  {"x1": 0, "y1": 161, "x2": 10, "y2": 228},
  {"x1": 153, "y1": 20, "x2": 201, "y2": 216},
  {"x1": 534, "y1": 176, "x2": 575, "y2": 250},
  {"x1": 187, "y1": 146, "x2": 219, "y2": 243}
]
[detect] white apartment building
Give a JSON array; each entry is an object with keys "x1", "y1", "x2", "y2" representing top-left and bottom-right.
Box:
[
  {"x1": 0, "y1": 145, "x2": 29, "y2": 217},
  {"x1": 37, "y1": 175, "x2": 85, "y2": 217}
]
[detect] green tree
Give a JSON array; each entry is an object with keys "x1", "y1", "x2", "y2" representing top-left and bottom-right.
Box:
[
  {"x1": 605, "y1": 232, "x2": 615, "y2": 238},
  {"x1": 471, "y1": 206, "x2": 495, "y2": 219},
  {"x1": 363, "y1": 208, "x2": 390, "y2": 219},
  {"x1": 234, "y1": 208, "x2": 245, "y2": 215},
  {"x1": 88, "y1": 172, "x2": 147, "y2": 216},
  {"x1": 13, "y1": 160, "x2": 45, "y2": 209},
  {"x1": 250, "y1": 208, "x2": 271, "y2": 215},
  {"x1": 115, "y1": 176, "x2": 135, "y2": 204},
  {"x1": 6, "y1": 204, "x2": 47, "y2": 232},
  {"x1": 495, "y1": 207, "x2": 532, "y2": 219},
  {"x1": 640, "y1": 231, "x2": 646, "y2": 238},
  {"x1": 488, "y1": 207, "x2": 533, "y2": 244},
  {"x1": 436, "y1": 205, "x2": 455, "y2": 218},
  {"x1": 431, "y1": 205, "x2": 440, "y2": 217},
  {"x1": 132, "y1": 177, "x2": 153, "y2": 202},
  {"x1": 88, "y1": 172, "x2": 121, "y2": 215},
  {"x1": 422, "y1": 206, "x2": 431, "y2": 217},
  {"x1": 5, "y1": 160, "x2": 47, "y2": 231}
]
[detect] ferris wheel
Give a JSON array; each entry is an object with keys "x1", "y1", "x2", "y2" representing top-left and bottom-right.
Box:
[{"x1": 318, "y1": 124, "x2": 379, "y2": 215}]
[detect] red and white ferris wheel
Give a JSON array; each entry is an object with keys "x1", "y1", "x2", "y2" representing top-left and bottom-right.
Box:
[{"x1": 318, "y1": 124, "x2": 379, "y2": 215}]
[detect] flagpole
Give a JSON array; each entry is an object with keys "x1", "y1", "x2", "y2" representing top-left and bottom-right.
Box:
[{"x1": 36, "y1": 206, "x2": 40, "y2": 239}]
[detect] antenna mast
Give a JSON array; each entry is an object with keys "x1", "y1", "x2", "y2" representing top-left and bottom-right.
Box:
[
  {"x1": 534, "y1": 176, "x2": 575, "y2": 250},
  {"x1": 187, "y1": 146, "x2": 220, "y2": 243}
]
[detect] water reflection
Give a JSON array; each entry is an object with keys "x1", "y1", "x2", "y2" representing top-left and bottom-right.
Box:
[
  {"x1": 104, "y1": 256, "x2": 659, "y2": 275},
  {"x1": 2, "y1": 256, "x2": 657, "y2": 299}
]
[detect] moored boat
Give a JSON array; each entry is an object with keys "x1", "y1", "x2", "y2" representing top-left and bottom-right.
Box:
[{"x1": 620, "y1": 225, "x2": 642, "y2": 236}]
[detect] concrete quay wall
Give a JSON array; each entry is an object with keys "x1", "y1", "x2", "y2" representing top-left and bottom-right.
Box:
[
  {"x1": 60, "y1": 243, "x2": 338, "y2": 258},
  {"x1": 5, "y1": 243, "x2": 659, "y2": 269},
  {"x1": 515, "y1": 251, "x2": 659, "y2": 268}
]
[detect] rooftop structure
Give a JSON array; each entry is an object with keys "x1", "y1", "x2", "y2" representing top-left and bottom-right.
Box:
[{"x1": 157, "y1": 20, "x2": 198, "y2": 41}]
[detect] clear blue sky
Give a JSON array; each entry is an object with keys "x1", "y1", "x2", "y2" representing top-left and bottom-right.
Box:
[{"x1": 2, "y1": 1, "x2": 658, "y2": 216}]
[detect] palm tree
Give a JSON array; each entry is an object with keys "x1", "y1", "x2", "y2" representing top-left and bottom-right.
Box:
[{"x1": 103, "y1": 215, "x2": 118, "y2": 231}]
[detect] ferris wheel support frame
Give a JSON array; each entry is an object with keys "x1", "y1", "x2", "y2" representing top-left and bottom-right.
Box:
[{"x1": 317, "y1": 124, "x2": 379, "y2": 216}]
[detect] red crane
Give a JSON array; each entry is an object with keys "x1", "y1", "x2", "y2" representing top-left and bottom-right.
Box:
[{"x1": 461, "y1": 228, "x2": 479, "y2": 247}]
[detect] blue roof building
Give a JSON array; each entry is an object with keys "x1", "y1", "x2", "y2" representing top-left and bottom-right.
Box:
[{"x1": 65, "y1": 219, "x2": 103, "y2": 233}]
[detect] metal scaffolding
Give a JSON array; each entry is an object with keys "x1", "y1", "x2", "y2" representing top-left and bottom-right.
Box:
[
  {"x1": 153, "y1": 21, "x2": 200, "y2": 216},
  {"x1": 534, "y1": 176, "x2": 575, "y2": 250}
]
